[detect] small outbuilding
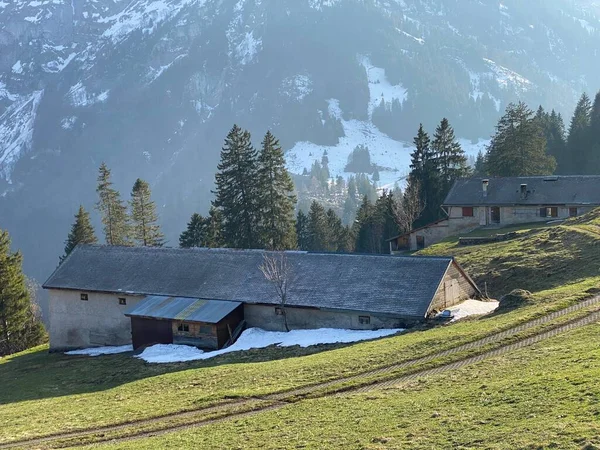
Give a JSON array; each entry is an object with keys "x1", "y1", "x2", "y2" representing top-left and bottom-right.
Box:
[{"x1": 125, "y1": 296, "x2": 244, "y2": 350}]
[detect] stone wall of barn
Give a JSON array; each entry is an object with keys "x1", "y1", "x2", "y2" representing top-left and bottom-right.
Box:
[
  {"x1": 244, "y1": 304, "x2": 419, "y2": 332},
  {"x1": 428, "y1": 264, "x2": 479, "y2": 316},
  {"x1": 48, "y1": 289, "x2": 144, "y2": 351}
]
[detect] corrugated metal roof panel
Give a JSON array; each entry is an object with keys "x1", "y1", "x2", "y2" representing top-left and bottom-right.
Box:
[{"x1": 125, "y1": 296, "x2": 241, "y2": 324}]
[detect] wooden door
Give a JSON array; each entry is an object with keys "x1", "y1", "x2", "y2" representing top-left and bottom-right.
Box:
[{"x1": 491, "y1": 207, "x2": 500, "y2": 224}]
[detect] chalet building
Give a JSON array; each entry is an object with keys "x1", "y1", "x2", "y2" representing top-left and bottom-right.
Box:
[
  {"x1": 389, "y1": 175, "x2": 600, "y2": 252},
  {"x1": 43, "y1": 245, "x2": 480, "y2": 351}
]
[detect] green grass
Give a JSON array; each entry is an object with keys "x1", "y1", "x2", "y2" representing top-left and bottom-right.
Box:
[
  {"x1": 1, "y1": 210, "x2": 600, "y2": 446},
  {"x1": 100, "y1": 322, "x2": 600, "y2": 450}
]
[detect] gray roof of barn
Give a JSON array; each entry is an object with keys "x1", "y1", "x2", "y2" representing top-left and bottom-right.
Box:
[
  {"x1": 43, "y1": 246, "x2": 472, "y2": 318},
  {"x1": 444, "y1": 176, "x2": 600, "y2": 206},
  {"x1": 125, "y1": 296, "x2": 242, "y2": 323}
]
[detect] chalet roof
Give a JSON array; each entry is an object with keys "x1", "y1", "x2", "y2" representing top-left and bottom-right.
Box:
[
  {"x1": 444, "y1": 176, "x2": 600, "y2": 206},
  {"x1": 125, "y1": 296, "x2": 241, "y2": 324},
  {"x1": 43, "y1": 246, "x2": 476, "y2": 319}
]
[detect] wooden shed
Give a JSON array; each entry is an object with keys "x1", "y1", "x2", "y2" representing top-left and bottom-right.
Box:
[{"x1": 125, "y1": 296, "x2": 244, "y2": 351}]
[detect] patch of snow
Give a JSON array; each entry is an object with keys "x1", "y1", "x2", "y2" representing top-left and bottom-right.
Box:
[
  {"x1": 578, "y1": 18, "x2": 596, "y2": 34},
  {"x1": 0, "y1": 91, "x2": 44, "y2": 182},
  {"x1": 0, "y1": 81, "x2": 17, "y2": 102},
  {"x1": 61, "y1": 116, "x2": 77, "y2": 130},
  {"x1": 97, "y1": 90, "x2": 110, "y2": 103},
  {"x1": 287, "y1": 99, "x2": 410, "y2": 188},
  {"x1": 396, "y1": 28, "x2": 425, "y2": 44},
  {"x1": 308, "y1": 0, "x2": 342, "y2": 10},
  {"x1": 440, "y1": 300, "x2": 499, "y2": 322},
  {"x1": 483, "y1": 58, "x2": 531, "y2": 91},
  {"x1": 67, "y1": 83, "x2": 109, "y2": 107},
  {"x1": 65, "y1": 345, "x2": 133, "y2": 357},
  {"x1": 100, "y1": 0, "x2": 199, "y2": 44},
  {"x1": 43, "y1": 52, "x2": 77, "y2": 73},
  {"x1": 0, "y1": 2, "x2": 8, "y2": 8},
  {"x1": 12, "y1": 61, "x2": 23, "y2": 74},
  {"x1": 359, "y1": 55, "x2": 407, "y2": 119},
  {"x1": 136, "y1": 327, "x2": 403, "y2": 363},
  {"x1": 280, "y1": 74, "x2": 313, "y2": 102},
  {"x1": 236, "y1": 31, "x2": 262, "y2": 65},
  {"x1": 146, "y1": 54, "x2": 188, "y2": 84}
]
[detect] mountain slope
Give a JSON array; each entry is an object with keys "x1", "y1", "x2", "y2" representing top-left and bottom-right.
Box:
[{"x1": 0, "y1": 0, "x2": 599, "y2": 280}]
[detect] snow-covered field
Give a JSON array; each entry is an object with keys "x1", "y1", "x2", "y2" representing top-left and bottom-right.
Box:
[
  {"x1": 440, "y1": 299, "x2": 499, "y2": 322},
  {"x1": 286, "y1": 56, "x2": 490, "y2": 190}
]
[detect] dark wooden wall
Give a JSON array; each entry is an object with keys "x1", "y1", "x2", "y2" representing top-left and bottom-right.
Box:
[{"x1": 131, "y1": 317, "x2": 173, "y2": 350}]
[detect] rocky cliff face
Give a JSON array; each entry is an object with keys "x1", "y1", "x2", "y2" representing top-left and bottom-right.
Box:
[{"x1": 1, "y1": 0, "x2": 599, "y2": 280}]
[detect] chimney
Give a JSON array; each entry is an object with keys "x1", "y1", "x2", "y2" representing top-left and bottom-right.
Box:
[
  {"x1": 482, "y1": 179, "x2": 489, "y2": 197},
  {"x1": 520, "y1": 183, "x2": 528, "y2": 199}
]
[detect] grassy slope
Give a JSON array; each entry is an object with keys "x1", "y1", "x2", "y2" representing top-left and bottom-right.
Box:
[
  {"x1": 101, "y1": 322, "x2": 600, "y2": 450},
  {"x1": 1, "y1": 211, "x2": 600, "y2": 444}
]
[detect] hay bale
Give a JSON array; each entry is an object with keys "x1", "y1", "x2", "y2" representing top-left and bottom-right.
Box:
[{"x1": 497, "y1": 289, "x2": 534, "y2": 312}]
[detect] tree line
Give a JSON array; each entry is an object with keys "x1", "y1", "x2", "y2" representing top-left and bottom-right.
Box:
[
  {"x1": 62, "y1": 164, "x2": 165, "y2": 262},
  {"x1": 475, "y1": 90, "x2": 600, "y2": 177}
]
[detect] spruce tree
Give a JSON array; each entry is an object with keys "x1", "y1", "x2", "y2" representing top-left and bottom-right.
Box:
[
  {"x1": 96, "y1": 163, "x2": 130, "y2": 246},
  {"x1": 306, "y1": 201, "x2": 330, "y2": 251},
  {"x1": 204, "y1": 207, "x2": 224, "y2": 248},
  {"x1": 61, "y1": 205, "x2": 97, "y2": 263},
  {"x1": 130, "y1": 178, "x2": 165, "y2": 247},
  {"x1": 256, "y1": 131, "x2": 297, "y2": 250},
  {"x1": 474, "y1": 151, "x2": 487, "y2": 176},
  {"x1": 566, "y1": 93, "x2": 592, "y2": 174},
  {"x1": 432, "y1": 118, "x2": 470, "y2": 192},
  {"x1": 213, "y1": 125, "x2": 259, "y2": 249},
  {"x1": 408, "y1": 124, "x2": 442, "y2": 225},
  {"x1": 296, "y1": 210, "x2": 310, "y2": 251},
  {"x1": 0, "y1": 230, "x2": 45, "y2": 356},
  {"x1": 486, "y1": 102, "x2": 556, "y2": 177},
  {"x1": 589, "y1": 91, "x2": 600, "y2": 173},
  {"x1": 354, "y1": 196, "x2": 377, "y2": 253},
  {"x1": 179, "y1": 213, "x2": 206, "y2": 248}
]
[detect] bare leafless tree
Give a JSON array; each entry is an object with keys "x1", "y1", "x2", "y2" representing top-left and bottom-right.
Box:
[
  {"x1": 259, "y1": 252, "x2": 292, "y2": 332},
  {"x1": 393, "y1": 179, "x2": 425, "y2": 234}
]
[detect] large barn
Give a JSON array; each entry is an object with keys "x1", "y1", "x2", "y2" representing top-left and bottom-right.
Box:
[{"x1": 43, "y1": 246, "x2": 481, "y2": 351}]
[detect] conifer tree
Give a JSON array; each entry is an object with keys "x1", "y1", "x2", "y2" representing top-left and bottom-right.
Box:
[
  {"x1": 213, "y1": 125, "x2": 259, "y2": 249},
  {"x1": 432, "y1": 118, "x2": 470, "y2": 191},
  {"x1": 256, "y1": 131, "x2": 297, "y2": 250},
  {"x1": 0, "y1": 230, "x2": 45, "y2": 356},
  {"x1": 61, "y1": 205, "x2": 97, "y2": 263},
  {"x1": 566, "y1": 93, "x2": 592, "y2": 174},
  {"x1": 474, "y1": 151, "x2": 487, "y2": 176},
  {"x1": 588, "y1": 91, "x2": 600, "y2": 173},
  {"x1": 306, "y1": 201, "x2": 330, "y2": 251},
  {"x1": 296, "y1": 210, "x2": 310, "y2": 251},
  {"x1": 354, "y1": 196, "x2": 377, "y2": 253},
  {"x1": 96, "y1": 163, "x2": 130, "y2": 246},
  {"x1": 179, "y1": 213, "x2": 206, "y2": 248},
  {"x1": 408, "y1": 124, "x2": 442, "y2": 225},
  {"x1": 486, "y1": 102, "x2": 556, "y2": 176},
  {"x1": 204, "y1": 207, "x2": 224, "y2": 248},
  {"x1": 129, "y1": 178, "x2": 164, "y2": 247}
]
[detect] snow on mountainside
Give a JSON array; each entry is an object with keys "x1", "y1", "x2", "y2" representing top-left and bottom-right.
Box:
[{"x1": 0, "y1": 0, "x2": 599, "y2": 281}]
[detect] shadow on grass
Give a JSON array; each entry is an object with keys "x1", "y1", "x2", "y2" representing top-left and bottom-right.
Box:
[{"x1": 0, "y1": 330, "x2": 410, "y2": 405}]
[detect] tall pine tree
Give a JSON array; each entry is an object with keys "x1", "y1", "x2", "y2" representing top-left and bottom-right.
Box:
[
  {"x1": 0, "y1": 230, "x2": 46, "y2": 356},
  {"x1": 61, "y1": 205, "x2": 97, "y2": 263},
  {"x1": 179, "y1": 213, "x2": 206, "y2": 248},
  {"x1": 486, "y1": 102, "x2": 556, "y2": 176},
  {"x1": 130, "y1": 178, "x2": 165, "y2": 247},
  {"x1": 213, "y1": 125, "x2": 259, "y2": 249},
  {"x1": 566, "y1": 93, "x2": 592, "y2": 174},
  {"x1": 589, "y1": 91, "x2": 600, "y2": 173},
  {"x1": 96, "y1": 163, "x2": 130, "y2": 246},
  {"x1": 256, "y1": 131, "x2": 297, "y2": 250},
  {"x1": 432, "y1": 118, "x2": 470, "y2": 190},
  {"x1": 306, "y1": 201, "x2": 330, "y2": 251},
  {"x1": 296, "y1": 210, "x2": 310, "y2": 251}
]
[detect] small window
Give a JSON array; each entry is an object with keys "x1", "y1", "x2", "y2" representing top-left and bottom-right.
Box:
[
  {"x1": 275, "y1": 307, "x2": 284, "y2": 316},
  {"x1": 462, "y1": 207, "x2": 474, "y2": 217},
  {"x1": 358, "y1": 316, "x2": 371, "y2": 325},
  {"x1": 80, "y1": 293, "x2": 88, "y2": 301},
  {"x1": 177, "y1": 323, "x2": 190, "y2": 332},
  {"x1": 541, "y1": 207, "x2": 558, "y2": 218},
  {"x1": 569, "y1": 207, "x2": 578, "y2": 218},
  {"x1": 118, "y1": 298, "x2": 127, "y2": 305}
]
